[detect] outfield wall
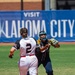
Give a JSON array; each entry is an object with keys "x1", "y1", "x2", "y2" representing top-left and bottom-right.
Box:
[
  {"x1": 0, "y1": 10, "x2": 75, "y2": 42},
  {"x1": 0, "y1": 0, "x2": 44, "y2": 10}
]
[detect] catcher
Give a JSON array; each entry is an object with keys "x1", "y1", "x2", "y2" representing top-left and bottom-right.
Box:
[
  {"x1": 36, "y1": 31, "x2": 60, "y2": 75},
  {"x1": 27, "y1": 31, "x2": 60, "y2": 75}
]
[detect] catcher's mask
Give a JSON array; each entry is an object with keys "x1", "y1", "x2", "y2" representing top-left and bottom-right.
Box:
[
  {"x1": 39, "y1": 31, "x2": 47, "y2": 41},
  {"x1": 20, "y1": 28, "x2": 28, "y2": 38}
]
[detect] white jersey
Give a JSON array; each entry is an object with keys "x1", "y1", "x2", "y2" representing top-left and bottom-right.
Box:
[
  {"x1": 16, "y1": 37, "x2": 38, "y2": 75},
  {"x1": 19, "y1": 37, "x2": 36, "y2": 57}
]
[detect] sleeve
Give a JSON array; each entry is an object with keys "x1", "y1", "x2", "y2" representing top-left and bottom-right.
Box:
[
  {"x1": 36, "y1": 39, "x2": 41, "y2": 48},
  {"x1": 37, "y1": 39, "x2": 41, "y2": 44},
  {"x1": 35, "y1": 39, "x2": 41, "y2": 53},
  {"x1": 13, "y1": 40, "x2": 20, "y2": 50}
]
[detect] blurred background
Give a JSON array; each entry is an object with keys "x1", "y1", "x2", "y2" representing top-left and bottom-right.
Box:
[
  {"x1": 0, "y1": 1, "x2": 75, "y2": 75},
  {"x1": 0, "y1": 0, "x2": 75, "y2": 10},
  {"x1": 0, "y1": 0, "x2": 75, "y2": 42}
]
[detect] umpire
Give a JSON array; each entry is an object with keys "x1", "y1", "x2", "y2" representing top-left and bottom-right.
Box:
[{"x1": 35, "y1": 31, "x2": 60, "y2": 75}]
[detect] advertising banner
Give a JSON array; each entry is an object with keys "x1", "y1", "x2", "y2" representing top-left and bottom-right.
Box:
[{"x1": 0, "y1": 10, "x2": 75, "y2": 42}]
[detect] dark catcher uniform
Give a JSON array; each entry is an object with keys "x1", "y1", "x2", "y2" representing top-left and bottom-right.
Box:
[
  {"x1": 27, "y1": 31, "x2": 60, "y2": 75},
  {"x1": 36, "y1": 39, "x2": 53, "y2": 75}
]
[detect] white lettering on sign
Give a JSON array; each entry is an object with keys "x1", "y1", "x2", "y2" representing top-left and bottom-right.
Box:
[
  {"x1": 0, "y1": 20, "x2": 46, "y2": 38},
  {"x1": 50, "y1": 19, "x2": 74, "y2": 37},
  {"x1": 0, "y1": 19, "x2": 75, "y2": 38},
  {"x1": 24, "y1": 12, "x2": 40, "y2": 17}
]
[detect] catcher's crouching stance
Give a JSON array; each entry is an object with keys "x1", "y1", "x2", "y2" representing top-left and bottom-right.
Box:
[{"x1": 9, "y1": 28, "x2": 50, "y2": 75}]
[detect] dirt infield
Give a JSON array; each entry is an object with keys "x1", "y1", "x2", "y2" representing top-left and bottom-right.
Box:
[
  {"x1": 0, "y1": 42, "x2": 75, "y2": 46},
  {"x1": 0, "y1": 43, "x2": 14, "y2": 46}
]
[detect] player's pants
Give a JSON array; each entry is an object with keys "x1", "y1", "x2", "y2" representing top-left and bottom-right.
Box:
[
  {"x1": 45, "y1": 62, "x2": 53, "y2": 75},
  {"x1": 18, "y1": 55, "x2": 38, "y2": 75},
  {"x1": 38, "y1": 60, "x2": 53, "y2": 75}
]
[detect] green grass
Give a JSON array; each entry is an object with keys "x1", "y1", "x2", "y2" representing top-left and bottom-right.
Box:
[{"x1": 0, "y1": 44, "x2": 75, "y2": 75}]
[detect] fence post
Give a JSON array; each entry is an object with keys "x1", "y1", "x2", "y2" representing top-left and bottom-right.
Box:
[
  {"x1": 21, "y1": 0, "x2": 23, "y2": 10},
  {"x1": 45, "y1": 0, "x2": 50, "y2": 10},
  {"x1": 50, "y1": 0, "x2": 56, "y2": 10}
]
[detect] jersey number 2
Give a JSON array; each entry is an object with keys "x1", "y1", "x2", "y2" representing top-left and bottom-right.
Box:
[{"x1": 26, "y1": 43, "x2": 32, "y2": 53}]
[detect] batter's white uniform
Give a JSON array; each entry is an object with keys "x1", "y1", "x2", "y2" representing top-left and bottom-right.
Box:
[{"x1": 14, "y1": 37, "x2": 38, "y2": 75}]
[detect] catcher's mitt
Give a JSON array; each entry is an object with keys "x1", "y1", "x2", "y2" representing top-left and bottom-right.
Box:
[
  {"x1": 50, "y1": 38, "x2": 60, "y2": 48},
  {"x1": 50, "y1": 38, "x2": 58, "y2": 45}
]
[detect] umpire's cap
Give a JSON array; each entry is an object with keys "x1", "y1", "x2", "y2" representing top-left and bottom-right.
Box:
[
  {"x1": 39, "y1": 31, "x2": 46, "y2": 36},
  {"x1": 20, "y1": 28, "x2": 28, "y2": 35}
]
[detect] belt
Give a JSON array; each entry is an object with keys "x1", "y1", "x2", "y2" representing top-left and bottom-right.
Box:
[{"x1": 20, "y1": 54, "x2": 35, "y2": 57}]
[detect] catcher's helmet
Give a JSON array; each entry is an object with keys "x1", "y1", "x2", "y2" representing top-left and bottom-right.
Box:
[
  {"x1": 39, "y1": 31, "x2": 47, "y2": 41},
  {"x1": 39, "y1": 31, "x2": 46, "y2": 36}
]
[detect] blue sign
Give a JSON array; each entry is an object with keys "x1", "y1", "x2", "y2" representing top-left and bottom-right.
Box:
[{"x1": 0, "y1": 10, "x2": 75, "y2": 42}]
